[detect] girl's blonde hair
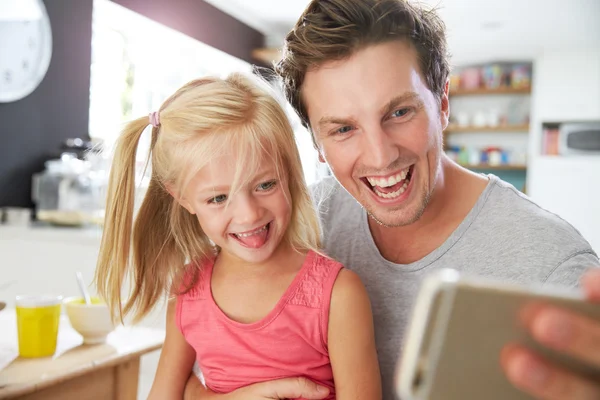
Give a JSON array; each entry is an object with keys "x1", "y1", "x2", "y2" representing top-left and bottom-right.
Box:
[{"x1": 95, "y1": 73, "x2": 321, "y2": 324}]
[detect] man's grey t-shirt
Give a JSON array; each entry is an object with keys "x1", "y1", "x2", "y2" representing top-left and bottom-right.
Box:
[{"x1": 311, "y1": 174, "x2": 599, "y2": 400}]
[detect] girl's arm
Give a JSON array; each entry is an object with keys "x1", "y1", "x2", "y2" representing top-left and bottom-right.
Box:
[
  {"x1": 148, "y1": 298, "x2": 197, "y2": 400},
  {"x1": 328, "y1": 269, "x2": 382, "y2": 399}
]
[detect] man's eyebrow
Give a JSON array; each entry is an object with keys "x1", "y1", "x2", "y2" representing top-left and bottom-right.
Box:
[
  {"x1": 381, "y1": 92, "x2": 422, "y2": 115},
  {"x1": 317, "y1": 116, "x2": 354, "y2": 129}
]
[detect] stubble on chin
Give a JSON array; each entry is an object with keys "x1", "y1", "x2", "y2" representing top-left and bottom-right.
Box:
[{"x1": 364, "y1": 185, "x2": 431, "y2": 228}]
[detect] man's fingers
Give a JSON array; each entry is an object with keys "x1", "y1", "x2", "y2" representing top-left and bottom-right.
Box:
[
  {"x1": 501, "y1": 344, "x2": 600, "y2": 400},
  {"x1": 582, "y1": 269, "x2": 600, "y2": 302},
  {"x1": 263, "y1": 377, "x2": 330, "y2": 399},
  {"x1": 526, "y1": 305, "x2": 600, "y2": 368}
]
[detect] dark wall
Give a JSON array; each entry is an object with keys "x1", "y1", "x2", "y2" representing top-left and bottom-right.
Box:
[
  {"x1": 0, "y1": 0, "x2": 264, "y2": 208},
  {"x1": 0, "y1": 0, "x2": 94, "y2": 208},
  {"x1": 112, "y1": 0, "x2": 264, "y2": 64}
]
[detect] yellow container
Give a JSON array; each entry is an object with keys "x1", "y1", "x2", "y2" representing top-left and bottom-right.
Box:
[{"x1": 15, "y1": 295, "x2": 62, "y2": 358}]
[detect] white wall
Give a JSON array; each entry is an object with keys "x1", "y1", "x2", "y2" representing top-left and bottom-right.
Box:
[{"x1": 528, "y1": 48, "x2": 600, "y2": 253}]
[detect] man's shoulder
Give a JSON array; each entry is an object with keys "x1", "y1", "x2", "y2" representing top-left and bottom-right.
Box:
[
  {"x1": 309, "y1": 176, "x2": 363, "y2": 235},
  {"x1": 483, "y1": 176, "x2": 596, "y2": 255},
  {"x1": 457, "y1": 176, "x2": 598, "y2": 287},
  {"x1": 309, "y1": 176, "x2": 350, "y2": 210}
]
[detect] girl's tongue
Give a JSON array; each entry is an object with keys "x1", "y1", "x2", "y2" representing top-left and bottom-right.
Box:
[{"x1": 233, "y1": 224, "x2": 269, "y2": 248}]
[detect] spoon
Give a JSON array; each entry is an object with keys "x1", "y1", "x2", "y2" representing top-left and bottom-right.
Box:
[{"x1": 76, "y1": 271, "x2": 92, "y2": 305}]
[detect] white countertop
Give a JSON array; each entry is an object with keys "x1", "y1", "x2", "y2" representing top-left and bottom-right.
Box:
[{"x1": 0, "y1": 224, "x2": 103, "y2": 246}]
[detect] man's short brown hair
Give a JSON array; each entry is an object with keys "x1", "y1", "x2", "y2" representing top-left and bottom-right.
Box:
[{"x1": 275, "y1": 0, "x2": 450, "y2": 130}]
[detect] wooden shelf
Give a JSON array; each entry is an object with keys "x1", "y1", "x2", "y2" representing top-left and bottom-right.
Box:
[
  {"x1": 445, "y1": 124, "x2": 530, "y2": 133},
  {"x1": 449, "y1": 86, "x2": 531, "y2": 96},
  {"x1": 458, "y1": 163, "x2": 527, "y2": 171},
  {"x1": 252, "y1": 47, "x2": 282, "y2": 65}
]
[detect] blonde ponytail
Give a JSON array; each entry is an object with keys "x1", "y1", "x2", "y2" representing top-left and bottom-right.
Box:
[{"x1": 94, "y1": 117, "x2": 149, "y2": 323}]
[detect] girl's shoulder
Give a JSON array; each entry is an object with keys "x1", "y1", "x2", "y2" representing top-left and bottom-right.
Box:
[
  {"x1": 309, "y1": 250, "x2": 346, "y2": 275},
  {"x1": 175, "y1": 255, "x2": 215, "y2": 300},
  {"x1": 290, "y1": 250, "x2": 345, "y2": 309}
]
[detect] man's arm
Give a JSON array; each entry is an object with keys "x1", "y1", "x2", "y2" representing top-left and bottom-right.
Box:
[{"x1": 328, "y1": 269, "x2": 382, "y2": 399}]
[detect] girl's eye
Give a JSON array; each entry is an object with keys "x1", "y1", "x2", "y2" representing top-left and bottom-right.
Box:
[
  {"x1": 208, "y1": 194, "x2": 227, "y2": 204},
  {"x1": 257, "y1": 180, "x2": 277, "y2": 191},
  {"x1": 392, "y1": 108, "x2": 411, "y2": 118}
]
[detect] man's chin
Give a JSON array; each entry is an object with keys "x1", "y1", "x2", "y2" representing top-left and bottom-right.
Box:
[
  {"x1": 366, "y1": 208, "x2": 422, "y2": 228},
  {"x1": 361, "y1": 192, "x2": 428, "y2": 228}
]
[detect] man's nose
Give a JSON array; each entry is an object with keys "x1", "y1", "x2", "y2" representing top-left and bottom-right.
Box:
[{"x1": 362, "y1": 125, "x2": 399, "y2": 170}]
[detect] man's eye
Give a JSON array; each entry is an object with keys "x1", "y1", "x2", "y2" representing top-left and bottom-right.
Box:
[
  {"x1": 208, "y1": 194, "x2": 227, "y2": 204},
  {"x1": 392, "y1": 108, "x2": 410, "y2": 118},
  {"x1": 335, "y1": 126, "x2": 353, "y2": 135},
  {"x1": 258, "y1": 180, "x2": 277, "y2": 191}
]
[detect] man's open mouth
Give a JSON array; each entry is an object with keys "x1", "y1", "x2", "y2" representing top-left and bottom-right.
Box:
[{"x1": 361, "y1": 165, "x2": 414, "y2": 199}]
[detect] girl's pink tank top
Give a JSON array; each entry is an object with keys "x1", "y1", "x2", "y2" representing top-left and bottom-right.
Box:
[{"x1": 176, "y1": 250, "x2": 343, "y2": 399}]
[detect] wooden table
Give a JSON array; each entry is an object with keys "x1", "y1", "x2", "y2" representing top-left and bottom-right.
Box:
[{"x1": 0, "y1": 308, "x2": 164, "y2": 400}]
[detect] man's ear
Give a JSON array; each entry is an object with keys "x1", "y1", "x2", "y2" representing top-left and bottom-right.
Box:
[
  {"x1": 165, "y1": 183, "x2": 196, "y2": 215},
  {"x1": 440, "y1": 80, "x2": 450, "y2": 131},
  {"x1": 309, "y1": 127, "x2": 327, "y2": 164}
]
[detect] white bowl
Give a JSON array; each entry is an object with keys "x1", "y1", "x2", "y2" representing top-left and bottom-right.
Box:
[{"x1": 63, "y1": 296, "x2": 115, "y2": 344}]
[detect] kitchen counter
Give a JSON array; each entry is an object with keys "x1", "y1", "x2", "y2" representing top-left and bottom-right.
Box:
[
  {"x1": 0, "y1": 308, "x2": 164, "y2": 400},
  {"x1": 0, "y1": 223, "x2": 167, "y2": 399}
]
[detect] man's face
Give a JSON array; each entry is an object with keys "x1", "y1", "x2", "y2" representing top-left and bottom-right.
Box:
[{"x1": 302, "y1": 41, "x2": 449, "y2": 227}]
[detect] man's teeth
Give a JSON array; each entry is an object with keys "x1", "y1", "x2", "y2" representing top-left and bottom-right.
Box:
[
  {"x1": 366, "y1": 168, "x2": 409, "y2": 188},
  {"x1": 374, "y1": 181, "x2": 409, "y2": 199},
  {"x1": 235, "y1": 224, "x2": 267, "y2": 238}
]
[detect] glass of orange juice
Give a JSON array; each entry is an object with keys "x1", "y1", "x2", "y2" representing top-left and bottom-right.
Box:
[{"x1": 15, "y1": 295, "x2": 62, "y2": 358}]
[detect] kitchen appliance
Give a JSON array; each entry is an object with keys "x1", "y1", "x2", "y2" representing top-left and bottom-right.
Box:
[
  {"x1": 31, "y1": 153, "x2": 106, "y2": 226},
  {"x1": 558, "y1": 122, "x2": 600, "y2": 155}
]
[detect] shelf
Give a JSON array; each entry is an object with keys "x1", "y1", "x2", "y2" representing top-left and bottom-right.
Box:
[
  {"x1": 449, "y1": 86, "x2": 531, "y2": 96},
  {"x1": 252, "y1": 47, "x2": 282, "y2": 65},
  {"x1": 458, "y1": 163, "x2": 527, "y2": 171},
  {"x1": 445, "y1": 124, "x2": 530, "y2": 133}
]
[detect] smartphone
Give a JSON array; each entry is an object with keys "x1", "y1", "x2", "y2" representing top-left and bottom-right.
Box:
[{"x1": 396, "y1": 269, "x2": 600, "y2": 400}]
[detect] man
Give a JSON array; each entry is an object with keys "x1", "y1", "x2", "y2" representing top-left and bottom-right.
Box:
[{"x1": 185, "y1": 1, "x2": 600, "y2": 399}]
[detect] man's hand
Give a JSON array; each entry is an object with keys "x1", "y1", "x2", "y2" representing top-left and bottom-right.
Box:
[
  {"x1": 183, "y1": 373, "x2": 330, "y2": 400},
  {"x1": 501, "y1": 269, "x2": 600, "y2": 400},
  {"x1": 235, "y1": 377, "x2": 330, "y2": 399}
]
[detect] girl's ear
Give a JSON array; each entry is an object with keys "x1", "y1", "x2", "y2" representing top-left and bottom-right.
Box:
[{"x1": 165, "y1": 183, "x2": 196, "y2": 215}]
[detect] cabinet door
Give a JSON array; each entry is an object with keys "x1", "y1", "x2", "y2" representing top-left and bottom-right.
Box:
[
  {"x1": 528, "y1": 156, "x2": 600, "y2": 253},
  {"x1": 534, "y1": 50, "x2": 600, "y2": 121}
]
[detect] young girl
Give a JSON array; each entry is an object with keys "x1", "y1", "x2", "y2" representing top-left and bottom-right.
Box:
[{"x1": 94, "y1": 74, "x2": 381, "y2": 400}]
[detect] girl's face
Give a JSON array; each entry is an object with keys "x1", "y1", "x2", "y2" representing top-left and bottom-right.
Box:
[{"x1": 179, "y1": 152, "x2": 292, "y2": 265}]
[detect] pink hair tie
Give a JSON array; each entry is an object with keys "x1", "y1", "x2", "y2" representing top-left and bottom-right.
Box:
[{"x1": 149, "y1": 111, "x2": 160, "y2": 128}]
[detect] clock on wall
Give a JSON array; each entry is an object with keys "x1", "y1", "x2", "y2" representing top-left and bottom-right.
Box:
[{"x1": 0, "y1": 0, "x2": 52, "y2": 103}]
